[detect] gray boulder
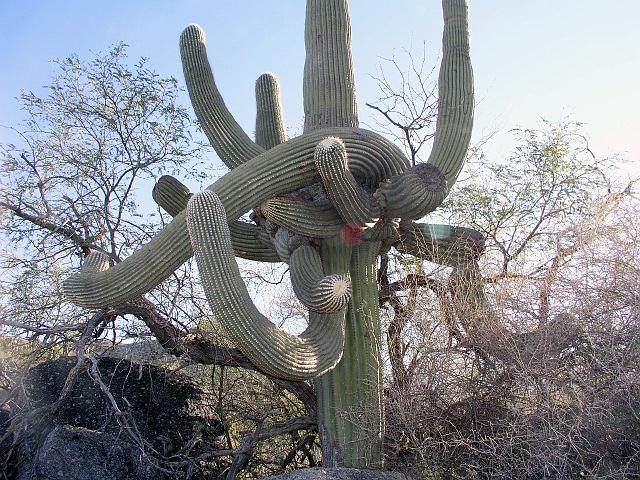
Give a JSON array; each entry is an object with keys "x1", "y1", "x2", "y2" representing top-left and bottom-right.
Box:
[
  {"x1": 263, "y1": 467, "x2": 412, "y2": 480},
  {"x1": 17, "y1": 425, "x2": 156, "y2": 480}
]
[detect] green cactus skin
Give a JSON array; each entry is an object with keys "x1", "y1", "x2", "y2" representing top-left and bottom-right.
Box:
[
  {"x1": 187, "y1": 191, "x2": 347, "y2": 380},
  {"x1": 80, "y1": 251, "x2": 112, "y2": 273},
  {"x1": 314, "y1": 138, "x2": 381, "y2": 228},
  {"x1": 63, "y1": 128, "x2": 407, "y2": 308},
  {"x1": 378, "y1": 163, "x2": 447, "y2": 219},
  {"x1": 180, "y1": 25, "x2": 265, "y2": 169},
  {"x1": 289, "y1": 245, "x2": 352, "y2": 314},
  {"x1": 228, "y1": 222, "x2": 281, "y2": 263},
  {"x1": 261, "y1": 196, "x2": 344, "y2": 238},
  {"x1": 303, "y1": 0, "x2": 358, "y2": 132},
  {"x1": 152, "y1": 175, "x2": 192, "y2": 217},
  {"x1": 273, "y1": 227, "x2": 294, "y2": 263},
  {"x1": 255, "y1": 73, "x2": 287, "y2": 150},
  {"x1": 153, "y1": 175, "x2": 280, "y2": 262},
  {"x1": 394, "y1": 222, "x2": 484, "y2": 266},
  {"x1": 316, "y1": 239, "x2": 384, "y2": 468},
  {"x1": 63, "y1": 0, "x2": 477, "y2": 469},
  {"x1": 379, "y1": 0, "x2": 473, "y2": 219}
]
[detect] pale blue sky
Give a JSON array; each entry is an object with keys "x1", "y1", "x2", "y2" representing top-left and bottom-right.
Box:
[{"x1": 1, "y1": 1, "x2": 639, "y2": 175}]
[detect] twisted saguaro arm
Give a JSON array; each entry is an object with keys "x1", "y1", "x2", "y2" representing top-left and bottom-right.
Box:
[
  {"x1": 261, "y1": 196, "x2": 343, "y2": 238},
  {"x1": 63, "y1": 128, "x2": 406, "y2": 308},
  {"x1": 255, "y1": 73, "x2": 287, "y2": 149},
  {"x1": 303, "y1": 0, "x2": 358, "y2": 132},
  {"x1": 187, "y1": 191, "x2": 346, "y2": 381},
  {"x1": 180, "y1": 24, "x2": 265, "y2": 168},
  {"x1": 289, "y1": 245, "x2": 352, "y2": 313},
  {"x1": 152, "y1": 175, "x2": 191, "y2": 217},
  {"x1": 378, "y1": 0, "x2": 473, "y2": 219},
  {"x1": 153, "y1": 175, "x2": 280, "y2": 262},
  {"x1": 315, "y1": 137, "x2": 380, "y2": 227}
]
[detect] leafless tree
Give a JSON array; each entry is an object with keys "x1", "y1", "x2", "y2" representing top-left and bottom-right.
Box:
[
  {"x1": 366, "y1": 54, "x2": 640, "y2": 478},
  {"x1": 0, "y1": 46, "x2": 321, "y2": 479}
]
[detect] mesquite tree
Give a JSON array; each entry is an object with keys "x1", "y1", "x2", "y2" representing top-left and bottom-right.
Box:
[{"x1": 62, "y1": 0, "x2": 478, "y2": 468}]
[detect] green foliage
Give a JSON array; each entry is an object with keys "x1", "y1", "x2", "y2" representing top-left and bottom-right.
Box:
[{"x1": 0, "y1": 44, "x2": 206, "y2": 341}]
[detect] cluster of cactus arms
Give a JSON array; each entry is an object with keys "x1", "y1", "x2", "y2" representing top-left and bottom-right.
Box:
[{"x1": 63, "y1": 0, "x2": 479, "y2": 469}]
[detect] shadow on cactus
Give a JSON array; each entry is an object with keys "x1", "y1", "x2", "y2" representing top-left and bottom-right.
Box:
[{"x1": 62, "y1": 0, "x2": 480, "y2": 470}]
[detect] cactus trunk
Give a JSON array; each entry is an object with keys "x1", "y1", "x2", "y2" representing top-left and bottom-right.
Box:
[
  {"x1": 62, "y1": 0, "x2": 476, "y2": 472},
  {"x1": 317, "y1": 239, "x2": 384, "y2": 468}
]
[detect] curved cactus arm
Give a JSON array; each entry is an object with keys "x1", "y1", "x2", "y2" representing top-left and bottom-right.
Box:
[
  {"x1": 289, "y1": 245, "x2": 352, "y2": 314},
  {"x1": 303, "y1": 0, "x2": 358, "y2": 132},
  {"x1": 63, "y1": 127, "x2": 406, "y2": 309},
  {"x1": 180, "y1": 24, "x2": 265, "y2": 169},
  {"x1": 394, "y1": 221, "x2": 484, "y2": 267},
  {"x1": 64, "y1": 210, "x2": 193, "y2": 308},
  {"x1": 152, "y1": 175, "x2": 192, "y2": 217},
  {"x1": 152, "y1": 175, "x2": 280, "y2": 262},
  {"x1": 187, "y1": 191, "x2": 346, "y2": 381},
  {"x1": 315, "y1": 138, "x2": 380, "y2": 227},
  {"x1": 261, "y1": 196, "x2": 343, "y2": 238},
  {"x1": 377, "y1": 163, "x2": 447, "y2": 220},
  {"x1": 80, "y1": 251, "x2": 112, "y2": 273},
  {"x1": 211, "y1": 128, "x2": 407, "y2": 217},
  {"x1": 377, "y1": 0, "x2": 473, "y2": 219},
  {"x1": 428, "y1": 0, "x2": 474, "y2": 184},
  {"x1": 255, "y1": 73, "x2": 287, "y2": 150},
  {"x1": 228, "y1": 222, "x2": 281, "y2": 263},
  {"x1": 273, "y1": 227, "x2": 293, "y2": 263}
]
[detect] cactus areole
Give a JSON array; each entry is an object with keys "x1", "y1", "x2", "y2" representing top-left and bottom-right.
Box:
[{"x1": 63, "y1": 0, "x2": 475, "y2": 469}]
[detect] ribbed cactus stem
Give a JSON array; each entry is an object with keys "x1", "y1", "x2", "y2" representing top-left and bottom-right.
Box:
[
  {"x1": 261, "y1": 196, "x2": 343, "y2": 238},
  {"x1": 152, "y1": 175, "x2": 192, "y2": 217},
  {"x1": 394, "y1": 221, "x2": 484, "y2": 266},
  {"x1": 153, "y1": 175, "x2": 280, "y2": 262},
  {"x1": 378, "y1": 163, "x2": 447, "y2": 219},
  {"x1": 314, "y1": 138, "x2": 380, "y2": 227},
  {"x1": 290, "y1": 245, "x2": 352, "y2": 313},
  {"x1": 273, "y1": 227, "x2": 293, "y2": 263},
  {"x1": 377, "y1": 0, "x2": 473, "y2": 219},
  {"x1": 228, "y1": 222, "x2": 281, "y2": 263},
  {"x1": 63, "y1": 128, "x2": 406, "y2": 309},
  {"x1": 316, "y1": 239, "x2": 384, "y2": 468},
  {"x1": 187, "y1": 191, "x2": 346, "y2": 381},
  {"x1": 180, "y1": 24, "x2": 265, "y2": 168},
  {"x1": 64, "y1": 211, "x2": 193, "y2": 308},
  {"x1": 255, "y1": 73, "x2": 287, "y2": 149},
  {"x1": 425, "y1": 0, "x2": 473, "y2": 184},
  {"x1": 303, "y1": 0, "x2": 358, "y2": 132},
  {"x1": 81, "y1": 251, "x2": 112, "y2": 273}
]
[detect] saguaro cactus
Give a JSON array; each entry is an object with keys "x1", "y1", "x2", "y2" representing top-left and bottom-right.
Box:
[{"x1": 63, "y1": 0, "x2": 477, "y2": 469}]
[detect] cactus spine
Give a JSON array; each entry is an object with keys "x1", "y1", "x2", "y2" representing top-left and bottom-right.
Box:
[{"x1": 62, "y1": 0, "x2": 477, "y2": 469}]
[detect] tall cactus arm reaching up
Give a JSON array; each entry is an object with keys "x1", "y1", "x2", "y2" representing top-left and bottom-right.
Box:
[
  {"x1": 255, "y1": 73, "x2": 287, "y2": 149},
  {"x1": 187, "y1": 191, "x2": 346, "y2": 381},
  {"x1": 378, "y1": 0, "x2": 473, "y2": 219},
  {"x1": 180, "y1": 24, "x2": 265, "y2": 168},
  {"x1": 303, "y1": 0, "x2": 358, "y2": 132}
]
